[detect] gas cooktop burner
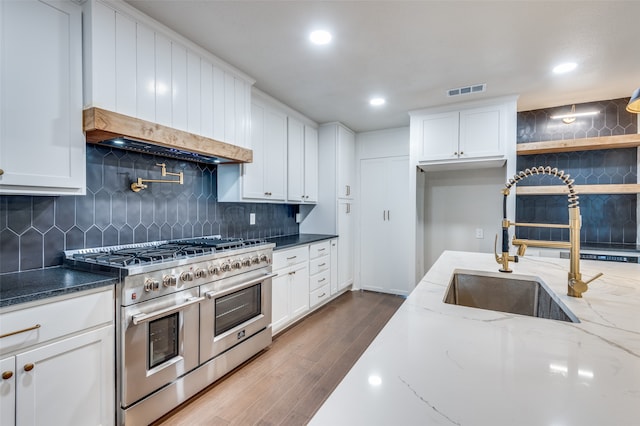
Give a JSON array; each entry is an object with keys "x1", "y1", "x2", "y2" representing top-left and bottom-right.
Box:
[{"x1": 68, "y1": 237, "x2": 269, "y2": 268}]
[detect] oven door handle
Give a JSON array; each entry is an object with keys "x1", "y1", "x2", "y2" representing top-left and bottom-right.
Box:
[
  {"x1": 205, "y1": 273, "x2": 278, "y2": 299},
  {"x1": 131, "y1": 296, "x2": 205, "y2": 325}
]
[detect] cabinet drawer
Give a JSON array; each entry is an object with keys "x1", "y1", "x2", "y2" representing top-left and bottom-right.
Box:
[
  {"x1": 309, "y1": 241, "x2": 330, "y2": 259},
  {"x1": 272, "y1": 246, "x2": 309, "y2": 270},
  {"x1": 0, "y1": 289, "x2": 113, "y2": 356},
  {"x1": 310, "y1": 283, "x2": 331, "y2": 308},
  {"x1": 309, "y1": 269, "x2": 330, "y2": 292},
  {"x1": 309, "y1": 256, "x2": 330, "y2": 276}
]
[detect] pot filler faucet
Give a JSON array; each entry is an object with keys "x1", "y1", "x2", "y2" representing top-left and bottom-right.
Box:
[{"x1": 494, "y1": 166, "x2": 602, "y2": 297}]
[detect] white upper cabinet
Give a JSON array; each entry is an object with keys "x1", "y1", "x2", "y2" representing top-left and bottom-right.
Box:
[
  {"x1": 410, "y1": 96, "x2": 517, "y2": 171},
  {"x1": 0, "y1": 0, "x2": 85, "y2": 195},
  {"x1": 218, "y1": 95, "x2": 287, "y2": 202},
  {"x1": 336, "y1": 125, "x2": 356, "y2": 199},
  {"x1": 303, "y1": 126, "x2": 319, "y2": 202},
  {"x1": 83, "y1": 0, "x2": 254, "y2": 148},
  {"x1": 287, "y1": 117, "x2": 318, "y2": 203}
]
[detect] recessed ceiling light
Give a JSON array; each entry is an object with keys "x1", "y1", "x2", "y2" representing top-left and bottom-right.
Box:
[
  {"x1": 369, "y1": 97, "x2": 386, "y2": 106},
  {"x1": 309, "y1": 30, "x2": 332, "y2": 45},
  {"x1": 553, "y1": 62, "x2": 577, "y2": 74}
]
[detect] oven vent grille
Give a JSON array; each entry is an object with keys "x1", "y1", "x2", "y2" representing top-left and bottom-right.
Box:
[{"x1": 447, "y1": 83, "x2": 486, "y2": 97}]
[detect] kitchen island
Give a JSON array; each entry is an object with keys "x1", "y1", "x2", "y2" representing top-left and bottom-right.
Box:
[{"x1": 310, "y1": 251, "x2": 640, "y2": 425}]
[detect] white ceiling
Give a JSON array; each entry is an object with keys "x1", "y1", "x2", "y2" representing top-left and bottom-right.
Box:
[{"x1": 125, "y1": 0, "x2": 640, "y2": 133}]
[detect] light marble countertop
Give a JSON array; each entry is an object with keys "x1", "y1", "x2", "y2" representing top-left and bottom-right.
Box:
[{"x1": 310, "y1": 251, "x2": 640, "y2": 426}]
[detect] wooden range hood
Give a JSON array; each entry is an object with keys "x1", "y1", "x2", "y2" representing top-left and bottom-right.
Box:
[{"x1": 83, "y1": 107, "x2": 252, "y2": 164}]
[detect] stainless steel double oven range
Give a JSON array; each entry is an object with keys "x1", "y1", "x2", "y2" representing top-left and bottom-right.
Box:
[{"x1": 65, "y1": 236, "x2": 275, "y2": 425}]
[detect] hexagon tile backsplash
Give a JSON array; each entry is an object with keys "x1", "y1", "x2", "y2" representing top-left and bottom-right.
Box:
[
  {"x1": 515, "y1": 98, "x2": 638, "y2": 246},
  {"x1": 0, "y1": 145, "x2": 299, "y2": 274}
]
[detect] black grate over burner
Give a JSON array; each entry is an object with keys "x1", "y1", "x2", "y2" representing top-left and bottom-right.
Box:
[{"x1": 70, "y1": 237, "x2": 268, "y2": 267}]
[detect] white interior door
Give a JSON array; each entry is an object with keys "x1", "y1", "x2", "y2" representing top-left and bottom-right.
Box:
[
  {"x1": 359, "y1": 158, "x2": 388, "y2": 292},
  {"x1": 359, "y1": 156, "x2": 412, "y2": 295}
]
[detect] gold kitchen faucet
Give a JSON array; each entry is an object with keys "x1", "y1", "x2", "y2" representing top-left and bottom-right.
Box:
[{"x1": 495, "y1": 166, "x2": 602, "y2": 297}]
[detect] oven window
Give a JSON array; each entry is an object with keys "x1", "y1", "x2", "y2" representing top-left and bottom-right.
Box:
[
  {"x1": 215, "y1": 283, "x2": 261, "y2": 336},
  {"x1": 148, "y1": 313, "x2": 179, "y2": 369}
]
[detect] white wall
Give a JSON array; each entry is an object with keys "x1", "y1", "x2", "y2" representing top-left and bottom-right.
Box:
[{"x1": 422, "y1": 166, "x2": 506, "y2": 268}]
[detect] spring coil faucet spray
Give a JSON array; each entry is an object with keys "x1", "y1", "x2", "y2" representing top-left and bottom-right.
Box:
[{"x1": 495, "y1": 166, "x2": 602, "y2": 297}]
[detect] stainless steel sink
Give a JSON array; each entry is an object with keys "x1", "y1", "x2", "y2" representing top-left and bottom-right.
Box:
[{"x1": 444, "y1": 270, "x2": 579, "y2": 323}]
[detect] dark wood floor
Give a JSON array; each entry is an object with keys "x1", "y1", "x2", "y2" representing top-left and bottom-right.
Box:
[{"x1": 153, "y1": 290, "x2": 404, "y2": 426}]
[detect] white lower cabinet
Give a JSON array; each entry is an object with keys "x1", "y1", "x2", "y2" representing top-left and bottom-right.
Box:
[
  {"x1": 330, "y1": 239, "x2": 338, "y2": 295},
  {"x1": 337, "y1": 200, "x2": 355, "y2": 291},
  {"x1": 271, "y1": 247, "x2": 309, "y2": 334},
  {"x1": 309, "y1": 241, "x2": 331, "y2": 308},
  {"x1": 0, "y1": 289, "x2": 115, "y2": 426},
  {"x1": 271, "y1": 239, "x2": 341, "y2": 335}
]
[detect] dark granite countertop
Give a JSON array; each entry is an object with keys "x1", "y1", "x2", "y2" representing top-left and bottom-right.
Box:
[
  {"x1": 266, "y1": 234, "x2": 337, "y2": 251},
  {"x1": 0, "y1": 267, "x2": 118, "y2": 309}
]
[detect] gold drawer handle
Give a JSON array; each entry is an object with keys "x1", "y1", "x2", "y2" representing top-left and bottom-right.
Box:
[
  {"x1": 2, "y1": 371, "x2": 13, "y2": 380},
  {"x1": 0, "y1": 324, "x2": 41, "y2": 339},
  {"x1": 24, "y1": 363, "x2": 35, "y2": 372},
  {"x1": 0, "y1": 168, "x2": 4, "y2": 176}
]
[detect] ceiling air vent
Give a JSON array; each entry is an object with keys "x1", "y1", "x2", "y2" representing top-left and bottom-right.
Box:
[{"x1": 447, "y1": 83, "x2": 486, "y2": 97}]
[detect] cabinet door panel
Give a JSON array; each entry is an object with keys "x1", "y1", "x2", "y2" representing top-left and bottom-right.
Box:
[
  {"x1": 287, "y1": 118, "x2": 305, "y2": 202},
  {"x1": 337, "y1": 126, "x2": 355, "y2": 198},
  {"x1": 115, "y1": 12, "x2": 136, "y2": 117},
  {"x1": 0, "y1": 356, "x2": 15, "y2": 425},
  {"x1": 171, "y1": 42, "x2": 188, "y2": 131},
  {"x1": 200, "y1": 60, "x2": 214, "y2": 138},
  {"x1": 155, "y1": 33, "x2": 172, "y2": 127},
  {"x1": 212, "y1": 67, "x2": 226, "y2": 142},
  {"x1": 89, "y1": 1, "x2": 116, "y2": 109},
  {"x1": 234, "y1": 78, "x2": 248, "y2": 148},
  {"x1": 359, "y1": 158, "x2": 388, "y2": 292},
  {"x1": 136, "y1": 24, "x2": 155, "y2": 122},
  {"x1": 271, "y1": 273, "x2": 290, "y2": 334},
  {"x1": 242, "y1": 103, "x2": 266, "y2": 199},
  {"x1": 337, "y1": 200, "x2": 355, "y2": 289},
  {"x1": 386, "y1": 157, "x2": 413, "y2": 295},
  {"x1": 0, "y1": 0, "x2": 85, "y2": 195},
  {"x1": 290, "y1": 265, "x2": 309, "y2": 319},
  {"x1": 224, "y1": 73, "x2": 236, "y2": 143},
  {"x1": 16, "y1": 326, "x2": 114, "y2": 426},
  {"x1": 459, "y1": 106, "x2": 502, "y2": 158},
  {"x1": 263, "y1": 109, "x2": 287, "y2": 200},
  {"x1": 419, "y1": 111, "x2": 459, "y2": 161},
  {"x1": 304, "y1": 126, "x2": 319, "y2": 202},
  {"x1": 187, "y1": 51, "x2": 201, "y2": 134}
]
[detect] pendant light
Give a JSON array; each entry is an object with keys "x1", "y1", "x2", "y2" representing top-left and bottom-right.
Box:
[{"x1": 626, "y1": 88, "x2": 640, "y2": 113}]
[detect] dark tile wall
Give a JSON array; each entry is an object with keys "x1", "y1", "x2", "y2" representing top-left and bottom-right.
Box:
[
  {"x1": 516, "y1": 98, "x2": 638, "y2": 246},
  {"x1": 0, "y1": 145, "x2": 299, "y2": 274}
]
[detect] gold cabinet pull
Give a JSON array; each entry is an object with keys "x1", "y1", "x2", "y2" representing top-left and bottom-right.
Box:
[
  {"x1": 0, "y1": 324, "x2": 41, "y2": 339},
  {"x1": 24, "y1": 363, "x2": 35, "y2": 372},
  {"x1": 0, "y1": 168, "x2": 4, "y2": 175},
  {"x1": 2, "y1": 371, "x2": 13, "y2": 380}
]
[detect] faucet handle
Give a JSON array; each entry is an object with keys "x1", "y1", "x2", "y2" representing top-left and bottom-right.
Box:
[
  {"x1": 569, "y1": 272, "x2": 603, "y2": 297},
  {"x1": 494, "y1": 234, "x2": 518, "y2": 273}
]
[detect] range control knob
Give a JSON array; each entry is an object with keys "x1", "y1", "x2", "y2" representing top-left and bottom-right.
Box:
[
  {"x1": 162, "y1": 275, "x2": 177, "y2": 287},
  {"x1": 195, "y1": 268, "x2": 208, "y2": 279},
  {"x1": 144, "y1": 279, "x2": 160, "y2": 292},
  {"x1": 251, "y1": 256, "x2": 260, "y2": 265},
  {"x1": 180, "y1": 271, "x2": 194, "y2": 282},
  {"x1": 208, "y1": 265, "x2": 220, "y2": 275},
  {"x1": 232, "y1": 259, "x2": 242, "y2": 269},
  {"x1": 220, "y1": 262, "x2": 232, "y2": 272},
  {"x1": 242, "y1": 258, "x2": 251, "y2": 267},
  {"x1": 260, "y1": 254, "x2": 269, "y2": 263}
]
